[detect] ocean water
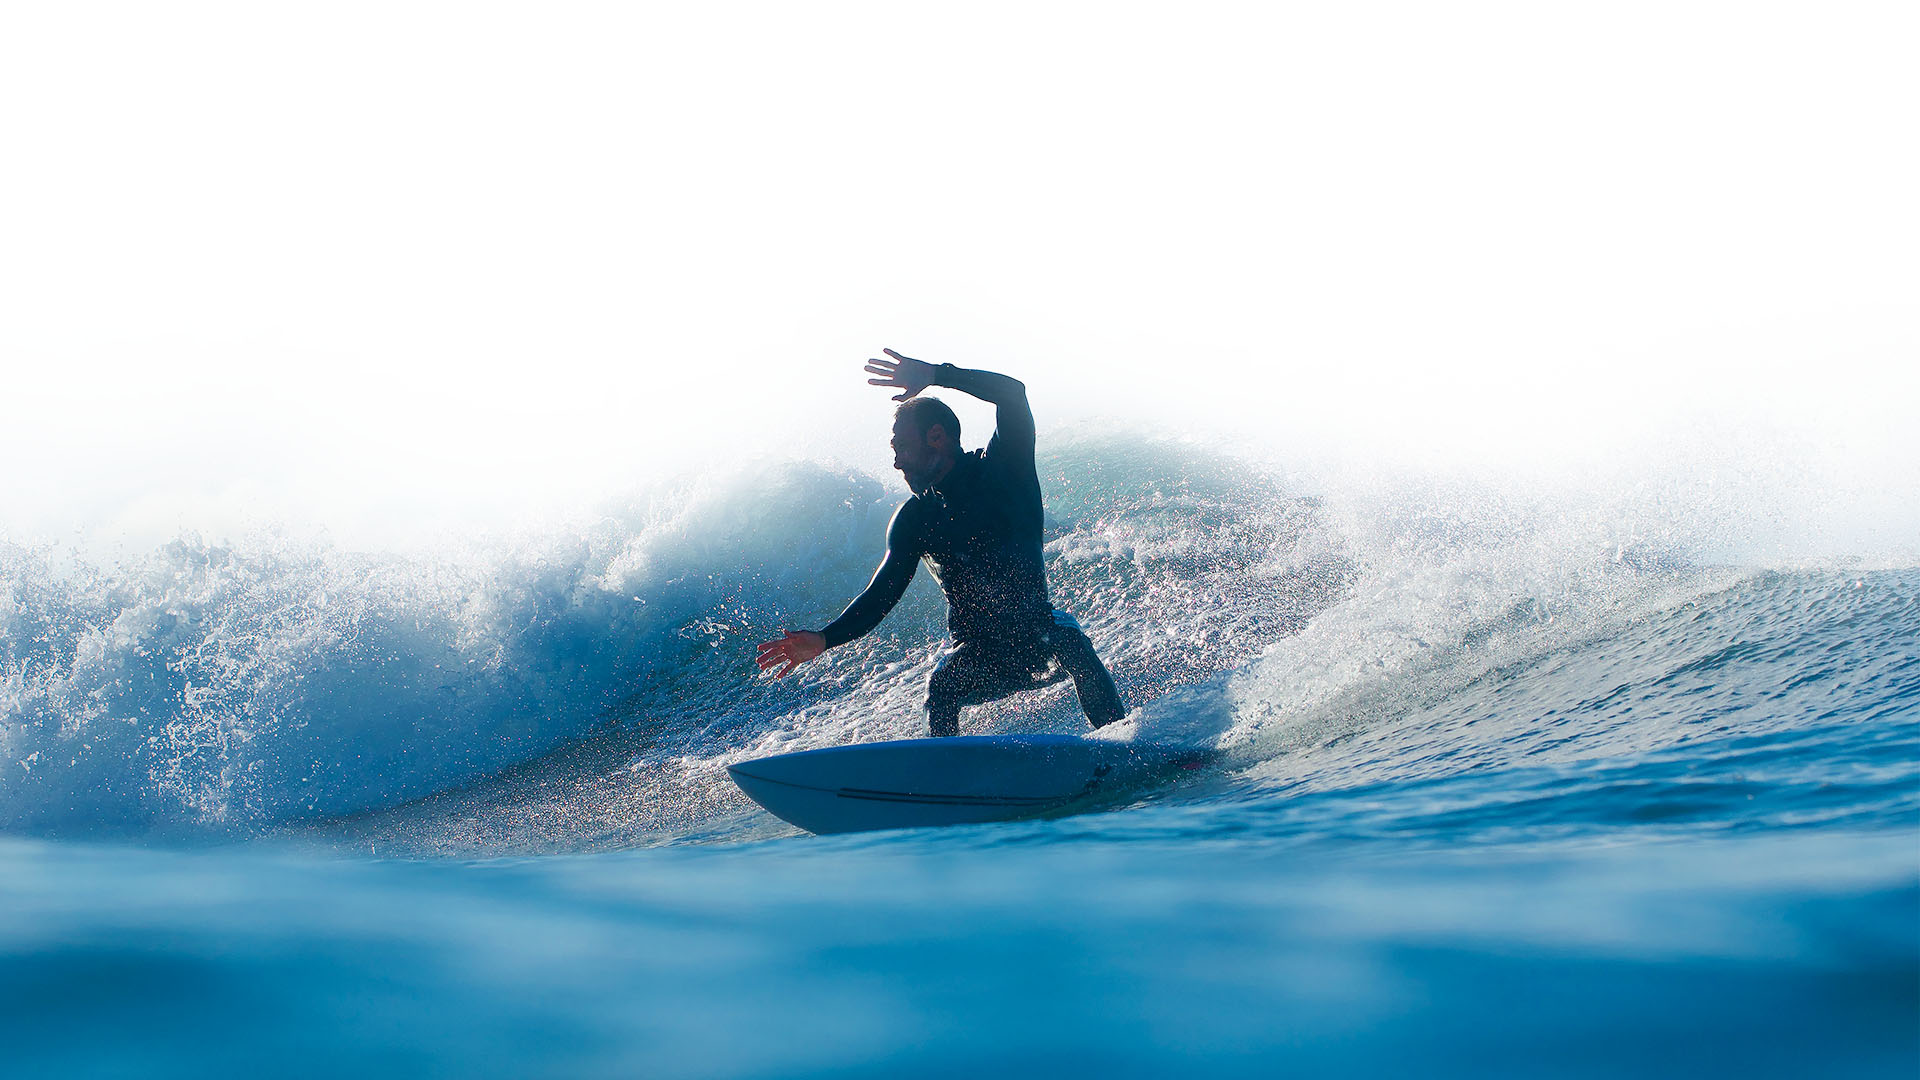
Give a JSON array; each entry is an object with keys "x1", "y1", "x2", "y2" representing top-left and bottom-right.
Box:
[{"x1": 2, "y1": 437, "x2": 1915, "y2": 1077}]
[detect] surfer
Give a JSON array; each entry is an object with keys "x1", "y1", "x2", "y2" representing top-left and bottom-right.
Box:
[{"x1": 755, "y1": 349, "x2": 1127, "y2": 737}]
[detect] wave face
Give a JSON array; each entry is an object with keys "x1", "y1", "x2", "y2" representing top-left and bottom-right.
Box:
[
  {"x1": 2, "y1": 436, "x2": 1914, "y2": 854},
  {"x1": 0, "y1": 438, "x2": 1335, "y2": 840}
]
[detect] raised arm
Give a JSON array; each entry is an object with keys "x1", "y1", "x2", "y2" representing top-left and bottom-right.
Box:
[
  {"x1": 864, "y1": 348, "x2": 1034, "y2": 462},
  {"x1": 754, "y1": 505, "x2": 920, "y2": 678}
]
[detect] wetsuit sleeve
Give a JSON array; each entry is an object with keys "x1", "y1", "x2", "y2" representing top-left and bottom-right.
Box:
[
  {"x1": 933, "y1": 364, "x2": 1033, "y2": 467},
  {"x1": 818, "y1": 503, "x2": 921, "y2": 648}
]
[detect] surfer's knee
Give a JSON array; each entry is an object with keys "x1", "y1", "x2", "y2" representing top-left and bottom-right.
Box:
[
  {"x1": 1046, "y1": 610, "x2": 1094, "y2": 647},
  {"x1": 1048, "y1": 622, "x2": 1101, "y2": 671}
]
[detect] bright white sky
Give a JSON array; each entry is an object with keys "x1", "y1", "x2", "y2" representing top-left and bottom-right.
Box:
[{"x1": 1, "y1": 1, "x2": 1914, "y2": 552}]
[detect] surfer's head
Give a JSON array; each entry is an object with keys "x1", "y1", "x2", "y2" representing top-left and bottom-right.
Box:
[{"x1": 892, "y1": 397, "x2": 961, "y2": 494}]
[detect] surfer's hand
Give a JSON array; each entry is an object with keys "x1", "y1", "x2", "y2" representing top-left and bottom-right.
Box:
[
  {"x1": 864, "y1": 348, "x2": 935, "y2": 401},
  {"x1": 755, "y1": 630, "x2": 826, "y2": 679}
]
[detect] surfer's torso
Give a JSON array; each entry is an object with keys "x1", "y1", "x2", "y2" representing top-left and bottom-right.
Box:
[
  {"x1": 895, "y1": 444, "x2": 1052, "y2": 643},
  {"x1": 818, "y1": 371, "x2": 1054, "y2": 648}
]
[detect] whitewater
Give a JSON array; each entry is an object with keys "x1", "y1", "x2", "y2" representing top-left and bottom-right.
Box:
[{"x1": 2, "y1": 433, "x2": 1915, "y2": 1076}]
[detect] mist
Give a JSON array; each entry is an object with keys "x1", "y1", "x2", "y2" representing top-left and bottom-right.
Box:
[{"x1": 2, "y1": 2, "x2": 1912, "y2": 556}]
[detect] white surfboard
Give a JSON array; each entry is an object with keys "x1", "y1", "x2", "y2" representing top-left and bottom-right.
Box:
[{"x1": 726, "y1": 733, "x2": 1215, "y2": 835}]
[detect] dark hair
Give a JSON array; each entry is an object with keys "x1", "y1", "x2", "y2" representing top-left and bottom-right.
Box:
[{"x1": 896, "y1": 396, "x2": 961, "y2": 445}]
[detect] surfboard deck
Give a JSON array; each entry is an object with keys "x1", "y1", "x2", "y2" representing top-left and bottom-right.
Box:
[{"x1": 726, "y1": 733, "x2": 1215, "y2": 835}]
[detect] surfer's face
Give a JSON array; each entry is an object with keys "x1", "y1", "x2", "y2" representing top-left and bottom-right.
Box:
[{"x1": 891, "y1": 416, "x2": 948, "y2": 494}]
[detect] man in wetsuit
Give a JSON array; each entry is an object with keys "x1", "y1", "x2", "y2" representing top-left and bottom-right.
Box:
[{"x1": 754, "y1": 349, "x2": 1127, "y2": 737}]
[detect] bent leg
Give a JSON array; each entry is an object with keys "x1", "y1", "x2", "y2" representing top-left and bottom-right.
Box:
[
  {"x1": 1048, "y1": 611, "x2": 1127, "y2": 729},
  {"x1": 925, "y1": 641, "x2": 1043, "y2": 737}
]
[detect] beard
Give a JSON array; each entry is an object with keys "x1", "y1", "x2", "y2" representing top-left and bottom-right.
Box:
[
  {"x1": 901, "y1": 465, "x2": 936, "y2": 495},
  {"x1": 896, "y1": 445, "x2": 952, "y2": 495}
]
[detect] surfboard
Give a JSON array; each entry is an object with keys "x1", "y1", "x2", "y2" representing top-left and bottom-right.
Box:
[{"x1": 726, "y1": 733, "x2": 1215, "y2": 835}]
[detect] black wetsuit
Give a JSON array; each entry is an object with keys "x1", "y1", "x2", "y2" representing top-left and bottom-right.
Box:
[{"x1": 819, "y1": 365, "x2": 1126, "y2": 736}]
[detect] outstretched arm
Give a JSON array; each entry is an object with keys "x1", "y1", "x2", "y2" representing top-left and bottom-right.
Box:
[
  {"x1": 754, "y1": 506, "x2": 921, "y2": 678},
  {"x1": 864, "y1": 349, "x2": 1034, "y2": 462}
]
